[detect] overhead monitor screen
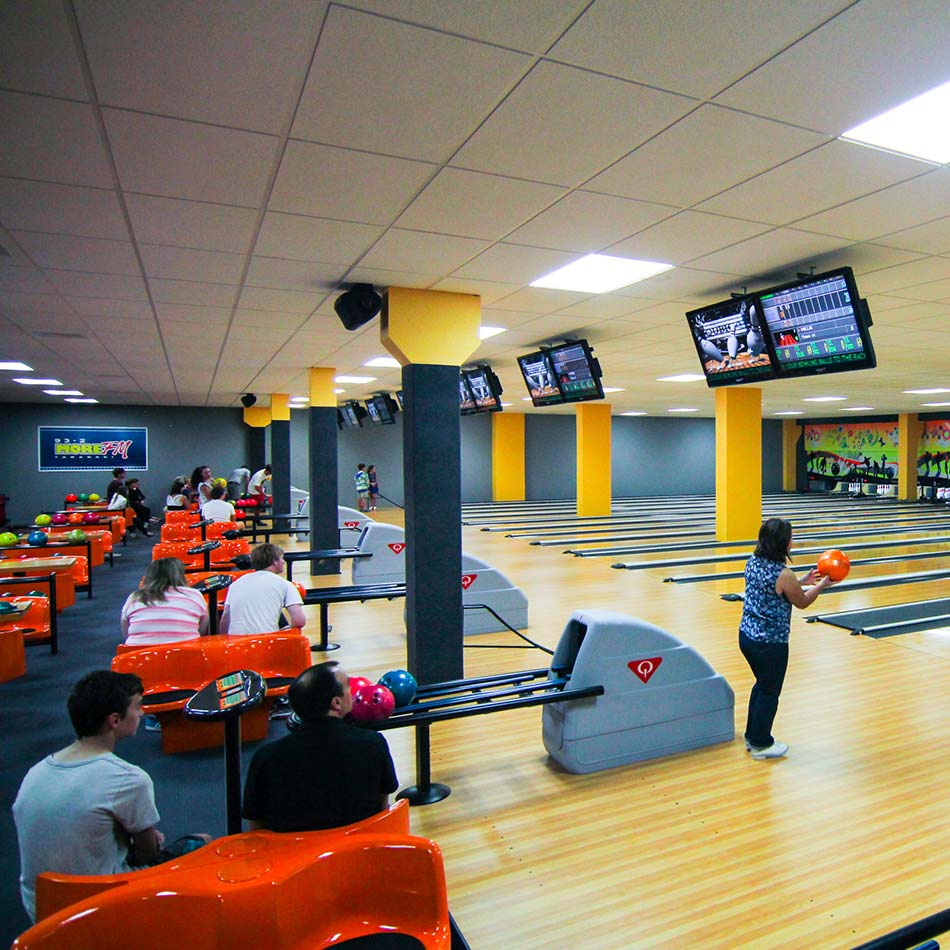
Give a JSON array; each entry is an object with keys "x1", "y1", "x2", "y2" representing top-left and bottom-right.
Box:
[
  {"x1": 458, "y1": 375, "x2": 477, "y2": 415},
  {"x1": 517, "y1": 350, "x2": 561, "y2": 407},
  {"x1": 464, "y1": 366, "x2": 502, "y2": 412},
  {"x1": 546, "y1": 340, "x2": 603, "y2": 403},
  {"x1": 685, "y1": 296, "x2": 776, "y2": 387}
]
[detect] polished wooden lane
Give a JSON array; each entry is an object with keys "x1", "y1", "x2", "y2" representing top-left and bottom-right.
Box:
[{"x1": 286, "y1": 502, "x2": 949, "y2": 949}]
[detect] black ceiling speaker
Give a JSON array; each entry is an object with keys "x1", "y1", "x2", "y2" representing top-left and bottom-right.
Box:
[
  {"x1": 334, "y1": 283, "x2": 382, "y2": 331},
  {"x1": 240, "y1": 393, "x2": 257, "y2": 408}
]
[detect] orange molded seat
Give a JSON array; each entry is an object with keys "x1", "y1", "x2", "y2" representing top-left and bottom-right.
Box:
[
  {"x1": 150, "y1": 541, "x2": 203, "y2": 570},
  {"x1": 208, "y1": 538, "x2": 251, "y2": 568},
  {"x1": 23, "y1": 801, "x2": 450, "y2": 950},
  {"x1": 111, "y1": 631, "x2": 310, "y2": 752},
  {"x1": 160, "y1": 523, "x2": 201, "y2": 543},
  {"x1": 203, "y1": 521, "x2": 238, "y2": 539},
  {"x1": 0, "y1": 628, "x2": 26, "y2": 682},
  {"x1": 0, "y1": 595, "x2": 52, "y2": 643},
  {"x1": 164, "y1": 510, "x2": 200, "y2": 525}
]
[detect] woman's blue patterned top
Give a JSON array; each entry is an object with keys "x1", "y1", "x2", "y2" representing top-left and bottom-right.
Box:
[{"x1": 740, "y1": 555, "x2": 792, "y2": 643}]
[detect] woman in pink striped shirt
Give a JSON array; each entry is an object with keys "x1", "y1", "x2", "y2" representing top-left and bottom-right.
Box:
[{"x1": 121, "y1": 558, "x2": 209, "y2": 646}]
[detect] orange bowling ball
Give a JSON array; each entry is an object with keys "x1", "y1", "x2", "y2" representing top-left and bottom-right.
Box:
[
  {"x1": 817, "y1": 549, "x2": 850, "y2": 582},
  {"x1": 67, "y1": 512, "x2": 84, "y2": 525}
]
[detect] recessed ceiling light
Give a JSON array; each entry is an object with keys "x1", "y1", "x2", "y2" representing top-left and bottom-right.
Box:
[
  {"x1": 65, "y1": 397, "x2": 98, "y2": 403},
  {"x1": 657, "y1": 374, "x2": 705, "y2": 383},
  {"x1": 921, "y1": 401, "x2": 950, "y2": 407},
  {"x1": 13, "y1": 377, "x2": 64, "y2": 386},
  {"x1": 500, "y1": 402, "x2": 513, "y2": 407},
  {"x1": 668, "y1": 407, "x2": 698, "y2": 413},
  {"x1": 773, "y1": 411, "x2": 804, "y2": 416},
  {"x1": 0, "y1": 361, "x2": 33, "y2": 371},
  {"x1": 903, "y1": 388, "x2": 950, "y2": 394},
  {"x1": 802, "y1": 396, "x2": 847, "y2": 402},
  {"x1": 841, "y1": 79, "x2": 950, "y2": 163},
  {"x1": 290, "y1": 396, "x2": 309, "y2": 402},
  {"x1": 335, "y1": 375, "x2": 376, "y2": 384},
  {"x1": 479, "y1": 326, "x2": 506, "y2": 340},
  {"x1": 841, "y1": 406, "x2": 875, "y2": 412},
  {"x1": 44, "y1": 389, "x2": 83, "y2": 396},
  {"x1": 364, "y1": 357, "x2": 400, "y2": 368},
  {"x1": 334, "y1": 388, "x2": 345, "y2": 394},
  {"x1": 522, "y1": 397, "x2": 532, "y2": 402},
  {"x1": 602, "y1": 387, "x2": 625, "y2": 394},
  {"x1": 530, "y1": 253, "x2": 674, "y2": 294},
  {"x1": 621, "y1": 411, "x2": 647, "y2": 416}
]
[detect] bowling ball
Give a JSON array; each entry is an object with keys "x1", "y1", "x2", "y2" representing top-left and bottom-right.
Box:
[
  {"x1": 51, "y1": 513, "x2": 68, "y2": 525},
  {"x1": 77, "y1": 493, "x2": 89, "y2": 502},
  {"x1": 378, "y1": 669, "x2": 417, "y2": 707},
  {"x1": 245, "y1": 498, "x2": 258, "y2": 507},
  {"x1": 67, "y1": 512, "x2": 84, "y2": 525},
  {"x1": 35, "y1": 514, "x2": 52, "y2": 526},
  {"x1": 88, "y1": 493, "x2": 100, "y2": 502},
  {"x1": 234, "y1": 499, "x2": 246, "y2": 508},
  {"x1": 27, "y1": 591, "x2": 46, "y2": 598},
  {"x1": 67, "y1": 529, "x2": 87, "y2": 543},
  {"x1": 65, "y1": 493, "x2": 78, "y2": 503},
  {"x1": 350, "y1": 683, "x2": 395, "y2": 723},
  {"x1": 27, "y1": 530, "x2": 48, "y2": 547},
  {"x1": 348, "y1": 675, "x2": 373, "y2": 696},
  {"x1": 817, "y1": 549, "x2": 850, "y2": 582},
  {"x1": 83, "y1": 511, "x2": 100, "y2": 524},
  {"x1": 0, "y1": 601, "x2": 15, "y2": 614},
  {"x1": 0, "y1": 532, "x2": 17, "y2": 547},
  {"x1": 212, "y1": 477, "x2": 227, "y2": 488}
]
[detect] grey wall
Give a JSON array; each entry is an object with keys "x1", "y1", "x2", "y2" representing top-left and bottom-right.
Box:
[
  {"x1": 460, "y1": 414, "x2": 492, "y2": 502},
  {"x1": 0, "y1": 403, "x2": 253, "y2": 524}
]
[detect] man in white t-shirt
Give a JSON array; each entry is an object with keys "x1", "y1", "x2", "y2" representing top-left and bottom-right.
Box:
[
  {"x1": 13, "y1": 671, "x2": 208, "y2": 923},
  {"x1": 248, "y1": 464, "x2": 271, "y2": 503},
  {"x1": 200, "y1": 485, "x2": 236, "y2": 522},
  {"x1": 219, "y1": 543, "x2": 306, "y2": 635}
]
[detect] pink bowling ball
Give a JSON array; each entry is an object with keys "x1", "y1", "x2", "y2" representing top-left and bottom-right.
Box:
[
  {"x1": 51, "y1": 513, "x2": 68, "y2": 525},
  {"x1": 83, "y1": 512, "x2": 100, "y2": 524}
]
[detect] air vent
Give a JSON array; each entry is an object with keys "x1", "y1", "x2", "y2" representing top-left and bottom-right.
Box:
[{"x1": 31, "y1": 330, "x2": 86, "y2": 340}]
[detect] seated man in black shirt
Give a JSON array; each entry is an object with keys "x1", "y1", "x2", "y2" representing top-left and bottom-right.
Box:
[{"x1": 242, "y1": 662, "x2": 398, "y2": 832}]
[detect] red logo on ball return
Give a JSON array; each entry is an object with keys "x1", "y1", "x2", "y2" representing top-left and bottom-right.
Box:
[
  {"x1": 388, "y1": 542, "x2": 406, "y2": 554},
  {"x1": 628, "y1": 657, "x2": 662, "y2": 684},
  {"x1": 344, "y1": 521, "x2": 359, "y2": 529},
  {"x1": 461, "y1": 573, "x2": 477, "y2": 590}
]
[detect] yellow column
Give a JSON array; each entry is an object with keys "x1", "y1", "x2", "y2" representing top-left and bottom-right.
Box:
[
  {"x1": 309, "y1": 367, "x2": 337, "y2": 407},
  {"x1": 716, "y1": 387, "x2": 762, "y2": 541},
  {"x1": 492, "y1": 412, "x2": 525, "y2": 501},
  {"x1": 381, "y1": 286, "x2": 481, "y2": 365},
  {"x1": 782, "y1": 420, "x2": 800, "y2": 491},
  {"x1": 243, "y1": 406, "x2": 271, "y2": 427},
  {"x1": 898, "y1": 413, "x2": 919, "y2": 501},
  {"x1": 577, "y1": 403, "x2": 611, "y2": 517},
  {"x1": 270, "y1": 393, "x2": 290, "y2": 422}
]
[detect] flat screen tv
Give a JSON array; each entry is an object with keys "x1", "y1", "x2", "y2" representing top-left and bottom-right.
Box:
[
  {"x1": 365, "y1": 398, "x2": 381, "y2": 424},
  {"x1": 370, "y1": 393, "x2": 397, "y2": 424},
  {"x1": 517, "y1": 349, "x2": 561, "y2": 407},
  {"x1": 340, "y1": 401, "x2": 363, "y2": 427},
  {"x1": 395, "y1": 390, "x2": 404, "y2": 410},
  {"x1": 685, "y1": 295, "x2": 777, "y2": 387},
  {"x1": 458, "y1": 374, "x2": 477, "y2": 415},
  {"x1": 546, "y1": 339, "x2": 604, "y2": 403},
  {"x1": 758, "y1": 267, "x2": 876, "y2": 378},
  {"x1": 463, "y1": 365, "x2": 503, "y2": 412}
]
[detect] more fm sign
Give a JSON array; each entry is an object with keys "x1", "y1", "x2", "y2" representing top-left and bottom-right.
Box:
[{"x1": 38, "y1": 426, "x2": 148, "y2": 472}]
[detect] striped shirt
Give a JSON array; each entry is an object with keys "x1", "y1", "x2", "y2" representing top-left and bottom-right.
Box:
[{"x1": 121, "y1": 586, "x2": 207, "y2": 646}]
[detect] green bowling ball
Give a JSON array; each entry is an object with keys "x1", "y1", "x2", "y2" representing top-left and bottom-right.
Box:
[
  {"x1": 0, "y1": 532, "x2": 18, "y2": 547},
  {"x1": 66, "y1": 529, "x2": 88, "y2": 543},
  {"x1": 77, "y1": 493, "x2": 89, "y2": 502}
]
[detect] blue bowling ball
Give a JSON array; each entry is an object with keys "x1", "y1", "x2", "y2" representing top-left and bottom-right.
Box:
[
  {"x1": 378, "y1": 669, "x2": 417, "y2": 708},
  {"x1": 26, "y1": 530, "x2": 48, "y2": 546}
]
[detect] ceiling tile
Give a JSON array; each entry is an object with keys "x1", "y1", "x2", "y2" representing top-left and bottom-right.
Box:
[
  {"x1": 452, "y1": 243, "x2": 575, "y2": 284},
  {"x1": 397, "y1": 168, "x2": 566, "y2": 240},
  {"x1": 361, "y1": 229, "x2": 489, "y2": 274},
  {"x1": 0, "y1": 267, "x2": 55, "y2": 294},
  {"x1": 0, "y1": 179, "x2": 127, "y2": 240},
  {"x1": 0, "y1": 92, "x2": 113, "y2": 188},
  {"x1": 428, "y1": 278, "x2": 523, "y2": 305},
  {"x1": 853, "y1": 257, "x2": 950, "y2": 295},
  {"x1": 236, "y1": 287, "x2": 321, "y2": 314},
  {"x1": 271, "y1": 141, "x2": 436, "y2": 223},
  {"x1": 125, "y1": 195, "x2": 259, "y2": 254},
  {"x1": 549, "y1": 0, "x2": 850, "y2": 99},
  {"x1": 874, "y1": 217, "x2": 950, "y2": 257},
  {"x1": 104, "y1": 109, "x2": 279, "y2": 206},
  {"x1": 148, "y1": 278, "x2": 237, "y2": 307},
  {"x1": 155, "y1": 304, "x2": 232, "y2": 325},
  {"x1": 76, "y1": 1, "x2": 324, "y2": 133},
  {"x1": 234, "y1": 304, "x2": 309, "y2": 326},
  {"x1": 293, "y1": 7, "x2": 531, "y2": 162},
  {"x1": 0, "y1": 291, "x2": 74, "y2": 315},
  {"x1": 66, "y1": 298, "x2": 154, "y2": 320},
  {"x1": 245, "y1": 257, "x2": 341, "y2": 293},
  {"x1": 140, "y1": 244, "x2": 246, "y2": 283},
  {"x1": 687, "y1": 228, "x2": 849, "y2": 278},
  {"x1": 453, "y1": 61, "x2": 694, "y2": 186},
  {"x1": 12, "y1": 232, "x2": 140, "y2": 275},
  {"x1": 255, "y1": 213, "x2": 383, "y2": 264}
]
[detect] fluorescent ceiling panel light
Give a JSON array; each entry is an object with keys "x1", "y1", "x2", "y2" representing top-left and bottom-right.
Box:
[
  {"x1": 364, "y1": 357, "x2": 401, "y2": 368},
  {"x1": 903, "y1": 388, "x2": 950, "y2": 394},
  {"x1": 803, "y1": 395, "x2": 846, "y2": 402},
  {"x1": 335, "y1": 375, "x2": 376, "y2": 384},
  {"x1": 841, "y1": 80, "x2": 950, "y2": 163},
  {"x1": 621, "y1": 411, "x2": 647, "y2": 416},
  {"x1": 921, "y1": 401, "x2": 950, "y2": 407},
  {"x1": 667, "y1": 407, "x2": 698, "y2": 413},
  {"x1": 479, "y1": 326, "x2": 506, "y2": 340},
  {"x1": 841, "y1": 406, "x2": 875, "y2": 412},
  {"x1": 44, "y1": 389, "x2": 83, "y2": 396},
  {"x1": 334, "y1": 388, "x2": 346, "y2": 394},
  {"x1": 657, "y1": 374, "x2": 705, "y2": 383},
  {"x1": 773, "y1": 411, "x2": 804, "y2": 416},
  {"x1": 13, "y1": 377, "x2": 63, "y2": 386},
  {"x1": 530, "y1": 253, "x2": 673, "y2": 294},
  {"x1": 0, "y1": 361, "x2": 33, "y2": 371},
  {"x1": 522, "y1": 397, "x2": 532, "y2": 402},
  {"x1": 500, "y1": 402, "x2": 513, "y2": 407},
  {"x1": 602, "y1": 387, "x2": 625, "y2": 394},
  {"x1": 65, "y1": 398, "x2": 98, "y2": 403}
]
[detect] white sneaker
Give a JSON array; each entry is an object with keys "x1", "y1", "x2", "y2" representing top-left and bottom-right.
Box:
[{"x1": 750, "y1": 742, "x2": 788, "y2": 759}]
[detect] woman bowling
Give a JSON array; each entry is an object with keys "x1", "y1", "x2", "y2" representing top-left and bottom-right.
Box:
[
  {"x1": 739, "y1": 518, "x2": 832, "y2": 760},
  {"x1": 120, "y1": 557, "x2": 209, "y2": 647}
]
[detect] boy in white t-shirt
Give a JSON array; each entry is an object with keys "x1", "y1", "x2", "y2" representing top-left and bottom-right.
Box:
[
  {"x1": 219, "y1": 543, "x2": 306, "y2": 636},
  {"x1": 200, "y1": 485, "x2": 236, "y2": 522}
]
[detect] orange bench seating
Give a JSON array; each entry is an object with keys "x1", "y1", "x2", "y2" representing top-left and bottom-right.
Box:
[
  {"x1": 160, "y1": 521, "x2": 238, "y2": 543},
  {"x1": 112, "y1": 631, "x2": 311, "y2": 753},
  {"x1": 151, "y1": 539, "x2": 251, "y2": 572},
  {"x1": 0, "y1": 595, "x2": 52, "y2": 645},
  {"x1": 0, "y1": 561, "x2": 80, "y2": 608},
  {"x1": 164, "y1": 508, "x2": 200, "y2": 524},
  {"x1": 19, "y1": 800, "x2": 451, "y2": 949},
  {"x1": 0, "y1": 628, "x2": 26, "y2": 682},
  {"x1": 47, "y1": 526, "x2": 114, "y2": 554}
]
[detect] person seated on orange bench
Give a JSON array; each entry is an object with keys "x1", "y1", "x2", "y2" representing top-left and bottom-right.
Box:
[
  {"x1": 120, "y1": 558, "x2": 209, "y2": 647},
  {"x1": 12, "y1": 671, "x2": 210, "y2": 923},
  {"x1": 242, "y1": 662, "x2": 398, "y2": 832},
  {"x1": 219, "y1": 543, "x2": 305, "y2": 636},
  {"x1": 200, "y1": 485, "x2": 236, "y2": 523}
]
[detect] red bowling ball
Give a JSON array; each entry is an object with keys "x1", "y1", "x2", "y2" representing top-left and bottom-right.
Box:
[
  {"x1": 65, "y1": 493, "x2": 78, "y2": 503},
  {"x1": 349, "y1": 683, "x2": 395, "y2": 723},
  {"x1": 348, "y1": 675, "x2": 373, "y2": 696}
]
